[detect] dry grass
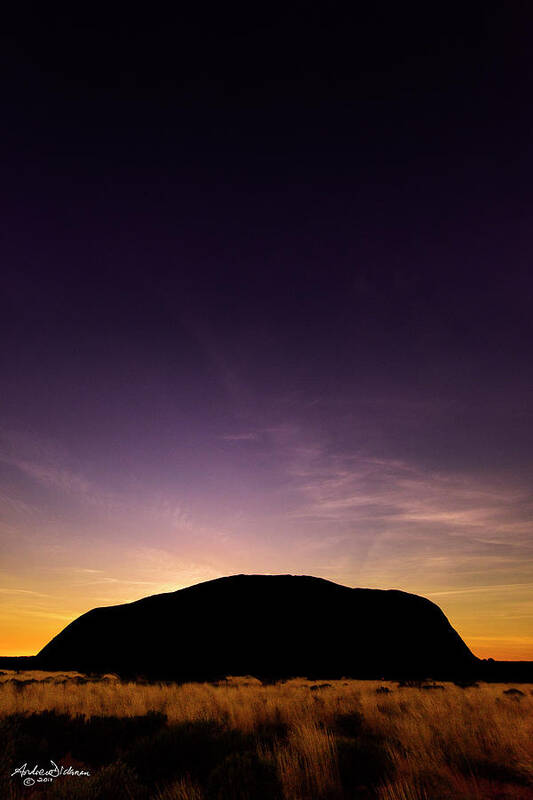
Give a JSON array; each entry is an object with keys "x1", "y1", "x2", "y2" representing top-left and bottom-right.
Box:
[
  {"x1": 152, "y1": 777, "x2": 204, "y2": 800},
  {"x1": 1, "y1": 671, "x2": 532, "y2": 799}
]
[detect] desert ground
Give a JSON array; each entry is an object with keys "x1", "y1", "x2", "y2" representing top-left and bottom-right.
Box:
[{"x1": 1, "y1": 671, "x2": 532, "y2": 800}]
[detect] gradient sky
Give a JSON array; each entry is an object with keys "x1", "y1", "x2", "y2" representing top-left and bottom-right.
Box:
[{"x1": 1, "y1": 4, "x2": 533, "y2": 659}]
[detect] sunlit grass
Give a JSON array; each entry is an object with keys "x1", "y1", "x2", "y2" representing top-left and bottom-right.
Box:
[{"x1": 1, "y1": 671, "x2": 532, "y2": 799}]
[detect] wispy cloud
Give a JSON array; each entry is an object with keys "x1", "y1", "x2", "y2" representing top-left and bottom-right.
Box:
[
  {"x1": 10, "y1": 459, "x2": 94, "y2": 495},
  {"x1": 260, "y1": 430, "x2": 533, "y2": 598},
  {"x1": 70, "y1": 568, "x2": 104, "y2": 575},
  {"x1": 288, "y1": 449, "x2": 533, "y2": 539},
  {"x1": 426, "y1": 582, "x2": 533, "y2": 597},
  {"x1": 0, "y1": 428, "x2": 120, "y2": 509},
  {"x1": 71, "y1": 576, "x2": 161, "y2": 587},
  {"x1": 221, "y1": 432, "x2": 260, "y2": 441},
  {"x1": 0, "y1": 490, "x2": 39, "y2": 527},
  {"x1": 0, "y1": 430, "x2": 201, "y2": 534},
  {"x1": 11, "y1": 609, "x2": 74, "y2": 621}
]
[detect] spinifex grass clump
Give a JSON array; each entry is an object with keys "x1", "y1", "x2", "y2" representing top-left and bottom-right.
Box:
[{"x1": 1, "y1": 672, "x2": 532, "y2": 799}]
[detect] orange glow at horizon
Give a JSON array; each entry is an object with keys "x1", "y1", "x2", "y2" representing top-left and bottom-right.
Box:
[
  {"x1": 2, "y1": 572, "x2": 532, "y2": 662},
  {"x1": 2, "y1": 435, "x2": 532, "y2": 666}
]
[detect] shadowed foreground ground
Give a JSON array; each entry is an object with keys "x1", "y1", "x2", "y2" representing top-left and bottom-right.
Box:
[{"x1": 1, "y1": 672, "x2": 532, "y2": 800}]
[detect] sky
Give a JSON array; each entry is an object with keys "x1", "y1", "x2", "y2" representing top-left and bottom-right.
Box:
[{"x1": 1, "y1": 3, "x2": 533, "y2": 659}]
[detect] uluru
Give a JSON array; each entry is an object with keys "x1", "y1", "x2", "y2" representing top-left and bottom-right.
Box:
[{"x1": 28, "y1": 574, "x2": 478, "y2": 680}]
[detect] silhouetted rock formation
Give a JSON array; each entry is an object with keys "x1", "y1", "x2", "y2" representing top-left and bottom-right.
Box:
[{"x1": 22, "y1": 574, "x2": 480, "y2": 680}]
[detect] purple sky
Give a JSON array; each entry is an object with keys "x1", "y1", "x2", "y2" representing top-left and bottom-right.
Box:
[{"x1": 1, "y1": 3, "x2": 533, "y2": 658}]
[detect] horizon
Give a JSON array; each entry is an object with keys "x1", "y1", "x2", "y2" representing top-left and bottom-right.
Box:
[
  {"x1": 1, "y1": 4, "x2": 533, "y2": 663},
  {"x1": 2, "y1": 573, "x2": 530, "y2": 662}
]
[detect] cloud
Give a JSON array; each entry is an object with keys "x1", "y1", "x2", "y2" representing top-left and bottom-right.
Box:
[
  {"x1": 426, "y1": 582, "x2": 533, "y2": 597},
  {"x1": 0, "y1": 489, "x2": 38, "y2": 520},
  {"x1": 70, "y1": 568, "x2": 105, "y2": 574},
  {"x1": 10, "y1": 609, "x2": 74, "y2": 621},
  {"x1": 71, "y1": 576, "x2": 161, "y2": 587},
  {"x1": 221, "y1": 432, "x2": 260, "y2": 441},
  {"x1": 0, "y1": 428, "x2": 119, "y2": 509},
  {"x1": 288, "y1": 450, "x2": 533, "y2": 538},
  {"x1": 10, "y1": 459, "x2": 94, "y2": 495},
  {"x1": 265, "y1": 431, "x2": 533, "y2": 592}
]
